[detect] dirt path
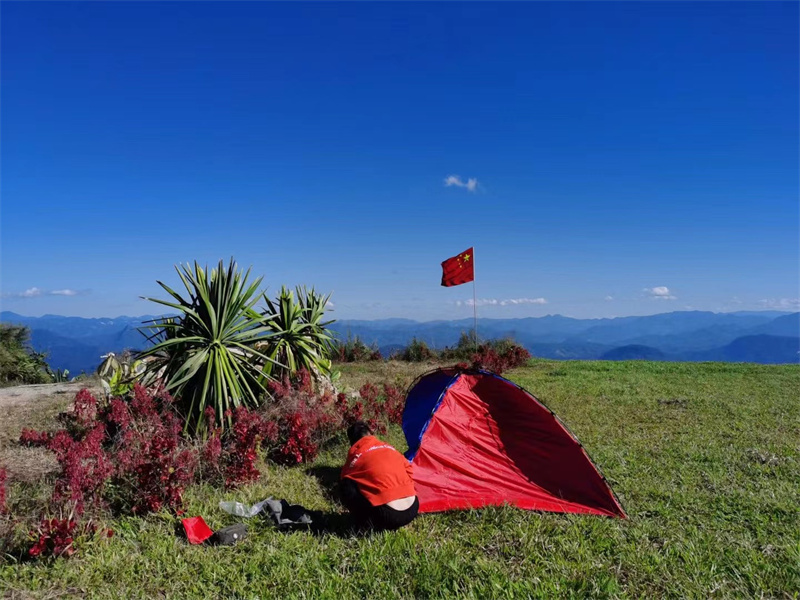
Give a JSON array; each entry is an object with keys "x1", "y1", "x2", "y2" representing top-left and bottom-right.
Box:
[
  {"x1": 0, "y1": 381, "x2": 102, "y2": 482},
  {"x1": 0, "y1": 381, "x2": 97, "y2": 410}
]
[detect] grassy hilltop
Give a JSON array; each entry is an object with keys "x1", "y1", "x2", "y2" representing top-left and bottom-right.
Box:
[{"x1": 1, "y1": 359, "x2": 799, "y2": 599}]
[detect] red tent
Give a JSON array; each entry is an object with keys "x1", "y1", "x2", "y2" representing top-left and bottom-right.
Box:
[{"x1": 402, "y1": 368, "x2": 625, "y2": 518}]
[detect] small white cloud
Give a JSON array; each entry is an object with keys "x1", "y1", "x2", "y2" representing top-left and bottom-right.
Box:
[
  {"x1": 604, "y1": 295, "x2": 614, "y2": 301},
  {"x1": 325, "y1": 300, "x2": 335, "y2": 309},
  {"x1": 444, "y1": 174, "x2": 479, "y2": 192},
  {"x1": 456, "y1": 297, "x2": 547, "y2": 307},
  {"x1": 644, "y1": 286, "x2": 677, "y2": 300},
  {"x1": 456, "y1": 298, "x2": 497, "y2": 307},
  {"x1": 500, "y1": 298, "x2": 547, "y2": 306},
  {"x1": 649, "y1": 286, "x2": 671, "y2": 296},
  {"x1": 759, "y1": 298, "x2": 800, "y2": 310},
  {"x1": 1, "y1": 287, "x2": 43, "y2": 298},
  {"x1": 1, "y1": 287, "x2": 87, "y2": 299}
]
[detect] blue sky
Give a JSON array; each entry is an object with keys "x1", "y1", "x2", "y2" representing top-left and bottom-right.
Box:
[{"x1": 1, "y1": 1, "x2": 798, "y2": 320}]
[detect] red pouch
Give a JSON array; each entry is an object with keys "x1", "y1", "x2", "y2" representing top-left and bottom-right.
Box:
[{"x1": 182, "y1": 516, "x2": 214, "y2": 545}]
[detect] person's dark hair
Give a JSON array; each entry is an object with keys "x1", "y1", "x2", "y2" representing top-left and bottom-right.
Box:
[{"x1": 347, "y1": 421, "x2": 372, "y2": 445}]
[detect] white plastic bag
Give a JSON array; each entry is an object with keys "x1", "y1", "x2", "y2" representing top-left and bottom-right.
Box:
[{"x1": 218, "y1": 498, "x2": 272, "y2": 518}]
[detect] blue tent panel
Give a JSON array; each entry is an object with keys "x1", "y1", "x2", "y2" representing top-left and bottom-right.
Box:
[{"x1": 402, "y1": 369, "x2": 459, "y2": 460}]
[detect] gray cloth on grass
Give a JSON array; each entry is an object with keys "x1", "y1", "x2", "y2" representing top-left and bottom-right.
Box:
[
  {"x1": 263, "y1": 497, "x2": 314, "y2": 527},
  {"x1": 219, "y1": 496, "x2": 315, "y2": 527}
]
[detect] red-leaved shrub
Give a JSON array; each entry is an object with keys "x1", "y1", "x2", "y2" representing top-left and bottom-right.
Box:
[
  {"x1": 27, "y1": 518, "x2": 99, "y2": 559},
  {"x1": 199, "y1": 407, "x2": 223, "y2": 479},
  {"x1": 19, "y1": 428, "x2": 51, "y2": 447},
  {"x1": 28, "y1": 517, "x2": 78, "y2": 559},
  {"x1": 131, "y1": 430, "x2": 196, "y2": 515},
  {"x1": 47, "y1": 424, "x2": 114, "y2": 515},
  {"x1": 0, "y1": 467, "x2": 7, "y2": 514},
  {"x1": 471, "y1": 343, "x2": 531, "y2": 374},
  {"x1": 336, "y1": 392, "x2": 360, "y2": 423},
  {"x1": 380, "y1": 384, "x2": 405, "y2": 425},
  {"x1": 73, "y1": 388, "x2": 98, "y2": 429},
  {"x1": 109, "y1": 386, "x2": 197, "y2": 514},
  {"x1": 291, "y1": 368, "x2": 313, "y2": 394},
  {"x1": 354, "y1": 382, "x2": 405, "y2": 429},
  {"x1": 223, "y1": 407, "x2": 277, "y2": 487},
  {"x1": 264, "y1": 376, "x2": 339, "y2": 466},
  {"x1": 24, "y1": 386, "x2": 197, "y2": 517},
  {"x1": 269, "y1": 410, "x2": 318, "y2": 466}
]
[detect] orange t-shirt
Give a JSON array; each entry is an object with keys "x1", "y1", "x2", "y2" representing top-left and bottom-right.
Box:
[{"x1": 341, "y1": 436, "x2": 416, "y2": 506}]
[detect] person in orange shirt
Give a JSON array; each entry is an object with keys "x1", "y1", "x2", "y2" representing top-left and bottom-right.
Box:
[{"x1": 339, "y1": 421, "x2": 419, "y2": 531}]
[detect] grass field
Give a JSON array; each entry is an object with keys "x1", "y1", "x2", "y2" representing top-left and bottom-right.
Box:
[{"x1": 1, "y1": 359, "x2": 799, "y2": 599}]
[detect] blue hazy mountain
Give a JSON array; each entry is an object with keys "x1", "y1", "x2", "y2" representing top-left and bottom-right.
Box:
[
  {"x1": 2, "y1": 310, "x2": 798, "y2": 374},
  {"x1": 747, "y1": 313, "x2": 799, "y2": 337},
  {"x1": 1, "y1": 311, "x2": 154, "y2": 375},
  {"x1": 686, "y1": 335, "x2": 800, "y2": 364}
]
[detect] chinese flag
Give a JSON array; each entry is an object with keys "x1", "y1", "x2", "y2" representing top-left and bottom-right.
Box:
[{"x1": 441, "y1": 247, "x2": 474, "y2": 287}]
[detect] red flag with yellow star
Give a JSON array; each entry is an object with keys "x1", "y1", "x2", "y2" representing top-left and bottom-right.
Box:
[{"x1": 441, "y1": 247, "x2": 474, "y2": 287}]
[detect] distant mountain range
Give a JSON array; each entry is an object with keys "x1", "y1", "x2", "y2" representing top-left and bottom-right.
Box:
[{"x1": 1, "y1": 310, "x2": 798, "y2": 374}]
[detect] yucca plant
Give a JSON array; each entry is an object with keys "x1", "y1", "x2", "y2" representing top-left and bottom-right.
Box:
[
  {"x1": 96, "y1": 352, "x2": 145, "y2": 397},
  {"x1": 258, "y1": 286, "x2": 335, "y2": 382},
  {"x1": 50, "y1": 368, "x2": 71, "y2": 383},
  {"x1": 138, "y1": 259, "x2": 279, "y2": 434}
]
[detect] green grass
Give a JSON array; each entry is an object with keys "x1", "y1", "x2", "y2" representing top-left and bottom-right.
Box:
[{"x1": 2, "y1": 360, "x2": 799, "y2": 599}]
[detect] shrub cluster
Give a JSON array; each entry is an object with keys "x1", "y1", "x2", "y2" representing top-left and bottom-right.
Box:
[
  {"x1": 34, "y1": 386, "x2": 197, "y2": 516},
  {"x1": 12, "y1": 368, "x2": 407, "y2": 560},
  {"x1": 217, "y1": 407, "x2": 277, "y2": 487},
  {"x1": 28, "y1": 517, "x2": 80, "y2": 559},
  {"x1": 391, "y1": 332, "x2": 532, "y2": 374},
  {"x1": 23, "y1": 385, "x2": 267, "y2": 515},
  {"x1": 259, "y1": 373, "x2": 404, "y2": 466},
  {"x1": 469, "y1": 342, "x2": 531, "y2": 375},
  {"x1": 0, "y1": 324, "x2": 52, "y2": 385},
  {"x1": 396, "y1": 338, "x2": 437, "y2": 362},
  {"x1": 19, "y1": 428, "x2": 52, "y2": 447},
  {"x1": 357, "y1": 383, "x2": 405, "y2": 427},
  {"x1": 330, "y1": 335, "x2": 382, "y2": 362},
  {"x1": 25, "y1": 516, "x2": 112, "y2": 560}
]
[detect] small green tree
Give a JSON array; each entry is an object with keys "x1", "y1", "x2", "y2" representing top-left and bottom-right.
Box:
[
  {"x1": 0, "y1": 324, "x2": 52, "y2": 385},
  {"x1": 440, "y1": 331, "x2": 480, "y2": 361},
  {"x1": 330, "y1": 334, "x2": 382, "y2": 362},
  {"x1": 399, "y1": 337, "x2": 438, "y2": 362}
]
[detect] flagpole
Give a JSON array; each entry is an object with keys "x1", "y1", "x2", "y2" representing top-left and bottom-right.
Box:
[{"x1": 472, "y1": 247, "x2": 478, "y2": 350}]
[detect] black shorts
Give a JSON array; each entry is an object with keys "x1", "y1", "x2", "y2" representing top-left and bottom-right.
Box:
[{"x1": 339, "y1": 478, "x2": 419, "y2": 531}]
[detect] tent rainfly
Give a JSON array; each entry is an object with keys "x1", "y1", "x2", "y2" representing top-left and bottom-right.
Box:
[{"x1": 402, "y1": 368, "x2": 626, "y2": 518}]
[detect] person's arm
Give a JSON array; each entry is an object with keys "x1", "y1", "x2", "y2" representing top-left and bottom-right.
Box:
[
  {"x1": 405, "y1": 458, "x2": 414, "y2": 483},
  {"x1": 341, "y1": 445, "x2": 356, "y2": 479}
]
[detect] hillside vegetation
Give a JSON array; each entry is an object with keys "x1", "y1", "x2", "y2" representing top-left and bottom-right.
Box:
[
  {"x1": 0, "y1": 325, "x2": 52, "y2": 386},
  {"x1": 1, "y1": 359, "x2": 798, "y2": 598}
]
